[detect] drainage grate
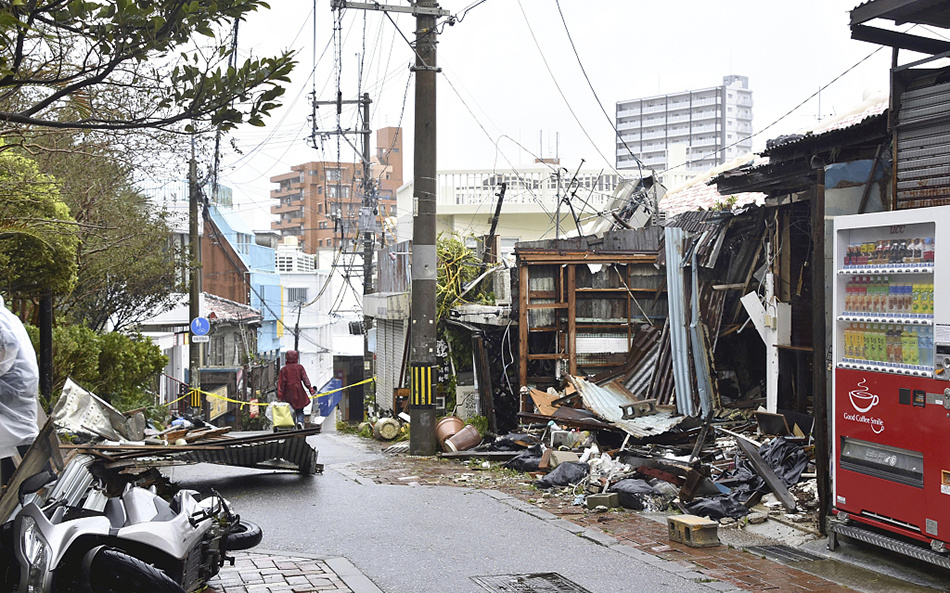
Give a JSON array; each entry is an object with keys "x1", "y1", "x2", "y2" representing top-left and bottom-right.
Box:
[
  {"x1": 747, "y1": 545, "x2": 824, "y2": 563},
  {"x1": 471, "y1": 573, "x2": 593, "y2": 593}
]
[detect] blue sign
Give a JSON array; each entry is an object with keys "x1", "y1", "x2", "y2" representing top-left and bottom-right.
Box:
[{"x1": 190, "y1": 317, "x2": 210, "y2": 336}]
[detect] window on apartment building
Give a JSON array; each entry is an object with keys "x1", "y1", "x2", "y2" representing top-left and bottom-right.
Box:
[
  {"x1": 318, "y1": 239, "x2": 323, "y2": 247},
  {"x1": 287, "y1": 287, "x2": 308, "y2": 304},
  {"x1": 326, "y1": 168, "x2": 342, "y2": 182},
  {"x1": 319, "y1": 221, "x2": 327, "y2": 229},
  {"x1": 327, "y1": 185, "x2": 350, "y2": 199}
]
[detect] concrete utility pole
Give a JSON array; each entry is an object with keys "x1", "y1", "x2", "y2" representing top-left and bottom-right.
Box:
[
  {"x1": 408, "y1": 0, "x2": 441, "y2": 455},
  {"x1": 329, "y1": 0, "x2": 449, "y2": 453},
  {"x1": 311, "y1": 92, "x2": 377, "y2": 414},
  {"x1": 188, "y1": 154, "x2": 202, "y2": 414},
  {"x1": 360, "y1": 93, "x2": 377, "y2": 413}
]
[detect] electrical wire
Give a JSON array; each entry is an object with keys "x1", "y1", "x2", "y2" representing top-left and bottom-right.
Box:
[
  {"x1": 516, "y1": 1, "x2": 616, "y2": 174},
  {"x1": 553, "y1": 0, "x2": 644, "y2": 181}
]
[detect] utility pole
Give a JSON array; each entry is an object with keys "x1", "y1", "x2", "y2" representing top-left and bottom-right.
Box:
[
  {"x1": 188, "y1": 152, "x2": 202, "y2": 416},
  {"x1": 329, "y1": 0, "x2": 449, "y2": 453},
  {"x1": 312, "y1": 92, "x2": 377, "y2": 417},
  {"x1": 359, "y1": 93, "x2": 377, "y2": 415},
  {"x1": 408, "y1": 0, "x2": 441, "y2": 455}
]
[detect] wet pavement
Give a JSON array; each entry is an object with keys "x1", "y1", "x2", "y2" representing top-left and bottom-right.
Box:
[{"x1": 179, "y1": 425, "x2": 949, "y2": 593}]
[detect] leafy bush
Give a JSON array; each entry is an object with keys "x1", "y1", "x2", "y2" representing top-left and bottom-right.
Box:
[{"x1": 25, "y1": 324, "x2": 168, "y2": 416}]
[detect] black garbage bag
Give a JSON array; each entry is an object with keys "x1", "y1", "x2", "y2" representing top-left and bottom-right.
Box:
[
  {"x1": 489, "y1": 433, "x2": 542, "y2": 451},
  {"x1": 685, "y1": 494, "x2": 750, "y2": 520},
  {"x1": 504, "y1": 444, "x2": 544, "y2": 472},
  {"x1": 609, "y1": 478, "x2": 658, "y2": 511},
  {"x1": 535, "y1": 461, "x2": 589, "y2": 489},
  {"x1": 759, "y1": 436, "x2": 808, "y2": 488}
]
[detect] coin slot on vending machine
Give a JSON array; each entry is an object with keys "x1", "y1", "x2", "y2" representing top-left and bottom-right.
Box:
[{"x1": 935, "y1": 342, "x2": 950, "y2": 380}]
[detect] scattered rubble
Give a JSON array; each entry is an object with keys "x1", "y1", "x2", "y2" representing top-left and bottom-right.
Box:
[{"x1": 376, "y1": 373, "x2": 820, "y2": 537}]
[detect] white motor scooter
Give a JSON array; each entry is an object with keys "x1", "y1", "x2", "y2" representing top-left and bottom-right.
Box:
[{"x1": 0, "y1": 455, "x2": 262, "y2": 593}]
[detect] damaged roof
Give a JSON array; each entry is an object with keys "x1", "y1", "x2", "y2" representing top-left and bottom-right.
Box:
[
  {"x1": 659, "y1": 154, "x2": 767, "y2": 216},
  {"x1": 206, "y1": 293, "x2": 262, "y2": 325},
  {"x1": 715, "y1": 94, "x2": 888, "y2": 195},
  {"x1": 569, "y1": 376, "x2": 690, "y2": 439}
]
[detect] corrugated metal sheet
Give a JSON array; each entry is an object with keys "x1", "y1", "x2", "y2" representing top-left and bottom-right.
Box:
[
  {"x1": 177, "y1": 432, "x2": 320, "y2": 474},
  {"x1": 664, "y1": 226, "x2": 694, "y2": 416},
  {"x1": 570, "y1": 376, "x2": 687, "y2": 439},
  {"x1": 897, "y1": 80, "x2": 950, "y2": 208}
]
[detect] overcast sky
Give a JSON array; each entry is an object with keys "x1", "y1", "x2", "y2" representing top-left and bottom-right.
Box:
[{"x1": 216, "y1": 1, "x2": 907, "y2": 226}]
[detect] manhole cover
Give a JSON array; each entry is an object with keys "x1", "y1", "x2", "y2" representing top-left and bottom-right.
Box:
[
  {"x1": 471, "y1": 573, "x2": 593, "y2": 593},
  {"x1": 747, "y1": 545, "x2": 824, "y2": 563}
]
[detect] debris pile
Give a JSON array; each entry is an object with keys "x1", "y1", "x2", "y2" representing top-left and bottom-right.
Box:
[
  {"x1": 51, "y1": 378, "x2": 323, "y2": 490},
  {"x1": 431, "y1": 374, "x2": 818, "y2": 532}
]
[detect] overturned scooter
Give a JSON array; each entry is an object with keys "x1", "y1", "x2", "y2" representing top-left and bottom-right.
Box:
[{"x1": 0, "y1": 454, "x2": 262, "y2": 593}]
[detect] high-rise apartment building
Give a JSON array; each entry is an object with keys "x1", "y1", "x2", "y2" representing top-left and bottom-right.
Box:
[
  {"x1": 615, "y1": 75, "x2": 753, "y2": 183},
  {"x1": 270, "y1": 127, "x2": 403, "y2": 253}
]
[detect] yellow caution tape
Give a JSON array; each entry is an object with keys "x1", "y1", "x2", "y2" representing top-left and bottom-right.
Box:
[{"x1": 165, "y1": 377, "x2": 377, "y2": 409}]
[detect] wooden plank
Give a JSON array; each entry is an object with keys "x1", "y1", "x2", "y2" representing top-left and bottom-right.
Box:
[
  {"x1": 528, "y1": 388, "x2": 560, "y2": 416},
  {"x1": 519, "y1": 264, "x2": 529, "y2": 398},
  {"x1": 734, "y1": 435, "x2": 797, "y2": 512},
  {"x1": 568, "y1": 264, "x2": 577, "y2": 376},
  {"x1": 440, "y1": 451, "x2": 520, "y2": 460},
  {"x1": 526, "y1": 302, "x2": 568, "y2": 310}
]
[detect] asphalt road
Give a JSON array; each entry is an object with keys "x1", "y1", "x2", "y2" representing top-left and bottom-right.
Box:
[{"x1": 162, "y1": 429, "x2": 724, "y2": 593}]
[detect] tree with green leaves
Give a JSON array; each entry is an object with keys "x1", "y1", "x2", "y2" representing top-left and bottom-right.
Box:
[
  {"x1": 0, "y1": 148, "x2": 79, "y2": 298},
  {"x1": 0, "y1": 0, "x2": 295, "y2": 135},
  {"x1": 29, "y1": 132, "x2": 182, "y2": 331},
  {"x1": 24, "y1": 323, "x2": 168, "y2": 414}
]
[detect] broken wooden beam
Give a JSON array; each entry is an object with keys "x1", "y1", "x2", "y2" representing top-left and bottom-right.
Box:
[{"x1": 734, "y1": 435, "x2": 797, "y2": 512}]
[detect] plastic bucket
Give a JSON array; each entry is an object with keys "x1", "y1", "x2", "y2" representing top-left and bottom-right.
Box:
[
  {"x1": 436, "y1": 416, "x2": 465, "y2": 446},
  {"x1": 443, "y1": 424, "x2": 481, "y2": 452}
]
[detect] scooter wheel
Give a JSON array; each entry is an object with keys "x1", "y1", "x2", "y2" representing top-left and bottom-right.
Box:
[
  {"x1": 224, "y1": 519, "x2": 264, "y2": 551},
  {"x1": 87, "y1": 548, "x2": 185, "y2": 593}
]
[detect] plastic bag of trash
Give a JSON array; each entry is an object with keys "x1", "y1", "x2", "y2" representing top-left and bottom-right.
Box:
[
  {"x1": 504, "y1": 444, "x2": 544, "y2": 472},
  {"x1": 759, "y1": 436, "x2": 808, "y2": 487},
  {"x1": 535, "y1": 461, "x2": 589, "y2": 489},
  {"x1": 685, "y1": 494, "x2": 750, "y2": 520},
  {"x1": 489, "y1": 433, "x2": 541, "y2": 451},
  {"x1": 608, "y1": 478, "x2": 657, "y2": 511}
]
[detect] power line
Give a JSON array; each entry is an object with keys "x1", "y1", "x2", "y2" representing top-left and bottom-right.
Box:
[
  {"x1": 553, "y1": 0, "x2": 645, "y2": 184},
  {"x1": 516, "y1": 0, "x2": 616, "y2": 174}
]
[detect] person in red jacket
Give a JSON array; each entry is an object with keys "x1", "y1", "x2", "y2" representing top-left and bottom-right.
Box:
[{"x1": 277, "y1": 350, "x2": 314, "y2": 428}]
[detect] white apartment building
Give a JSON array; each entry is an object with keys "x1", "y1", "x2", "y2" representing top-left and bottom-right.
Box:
[
  {"x1": 615, "y1": 75, "x2": 754, "y2": 182},
  {"x1": 395, "y1": 162, "x2": 623, "y2": 252},
  {"x1": 275, "y1": 237, "x2": 335, "y2": 394}
]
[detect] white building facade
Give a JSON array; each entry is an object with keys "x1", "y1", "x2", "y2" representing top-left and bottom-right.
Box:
[
  {"x1": 275, "y1": 238, "x2": 335, "y2": 394},
  {"x1": 615, "y1": 75, "x2": 754, "y2": 182},
  {"x1": 395, "y1": 162, "x2": 624, "y2": 253}
]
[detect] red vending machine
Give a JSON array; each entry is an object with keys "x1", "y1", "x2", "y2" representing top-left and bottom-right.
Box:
[{"x1": 831, "y1": 204, "x2": 950, "y2": 562}]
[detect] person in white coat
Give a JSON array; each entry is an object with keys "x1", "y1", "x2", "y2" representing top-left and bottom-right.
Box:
[{"x1": 0, "y1": 295, "x2": 39, "y2": 487}]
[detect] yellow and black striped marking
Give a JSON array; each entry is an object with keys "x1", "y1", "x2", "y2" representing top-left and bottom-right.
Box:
[{"x1": 410, "y1": 363, "x2": 436, "y2": 407}]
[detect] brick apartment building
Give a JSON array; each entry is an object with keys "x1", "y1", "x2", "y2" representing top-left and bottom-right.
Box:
[{"x1": 270, "y1": 127, "x2": 403, "y2": 254}]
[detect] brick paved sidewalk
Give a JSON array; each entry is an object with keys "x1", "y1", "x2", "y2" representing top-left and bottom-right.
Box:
[{"x1": 205, "y1": 551, "x2": 383, "y2": 593}]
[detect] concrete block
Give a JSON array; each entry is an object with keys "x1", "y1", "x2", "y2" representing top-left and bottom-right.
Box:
[
  {"x1": 586, "y1": 492, "x2": 619, "y2": 509},
  {"x1": 548, "y1": 450, "x2": 580, "y2": 468},
  {"x1": 667, "y1": 514, "x2": 720, "y2": 548},
  {"x1": 619, "y1": 399, "x2": 658, "y2": 419}
]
